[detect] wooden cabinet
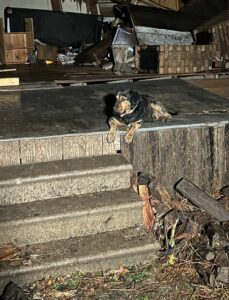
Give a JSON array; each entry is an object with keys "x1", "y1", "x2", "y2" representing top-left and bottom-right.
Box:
[{"x1": 0, "y1": 18, "x2": 34, "y2": 64}]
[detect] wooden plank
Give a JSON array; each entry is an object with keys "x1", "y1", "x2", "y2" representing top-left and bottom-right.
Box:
[
  {"x1": 200, "y1": 126, "x2": 214, "y2": 192},
  {"x1": 0, "y1": 78, "x2": 19, "y2": 86},
  {"x1": 0, "y1": 140, "x2": 20, "y2": 167},
  {"x1": 5, "y1": 49, "x2": 30, "y2": 64},
  {"x1": 25, "y1": 18, "x2": 33, "y2": 34},
  {"x1": 132, "y1": 131, "x2": 154, "y2": 174},
  {"x1": 174, "y1": 127, "x2": 188, "y2": 189},
  {"x1": 51, "y1": 0, "x2": 63, "y2": 11},
  {"x1": 158, "y1": 129, "x2": 177, "y2": 194},
  {"x1": 63, "y1": 134, "x2": 103, "y2": 159},
  {"x1": 189, "y1": 127, "x2": 203, "y2": 187},
  {"x1": 212, "y1": 124, "x2": 227, "y2": 191},
  {"x1": 20, "y1": 137, "x2": 63, "y2": 164},
  {"x1": 225, "y1": 123, "x2": 229, "y2": 186},
  {"x1": 0, "y1": 18, "x2": 6, "y2": 64},
  {"x1": 175, "y1": 178, "x2": 229, "y2": 222},
  {"x1": 4, "y1": 33, "x2": 28, "y2": 49},
  {"x1": 121, "y1": 123, "x2": 229, "y2": 197},
  {"x1": 149, "y1": 130, "x2": 160, "y2": 180},
  {"x1": 25, "y1": 18, "x2": 34, "y2": 48},
  {"x1": 0, "y1": 69, "x2": 16, "y2": 72}
]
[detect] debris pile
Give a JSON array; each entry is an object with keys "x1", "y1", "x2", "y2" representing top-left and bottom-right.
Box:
[
  {"x1": 134, "y1": 172, "x2": 229, "y2": 286},
  {"x1": 1, "y1": 1, "x2": 228, "y2": 74}
]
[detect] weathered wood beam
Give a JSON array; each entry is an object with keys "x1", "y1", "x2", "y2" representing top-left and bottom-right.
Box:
[
  {"x1": 175, "y1": 178, "x2": 229, "y2": 222},
  {"x1": 51, "y1": 0, "x2": 63, "y2": 11}
]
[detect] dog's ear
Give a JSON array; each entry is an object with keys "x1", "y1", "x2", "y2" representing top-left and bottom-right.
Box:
[
  {"x1": 128, "y1": 90, "x2": 140, "y2": 102},
  {"x1": 116, "y1": 88, "x2": 129, "y2": 98}
]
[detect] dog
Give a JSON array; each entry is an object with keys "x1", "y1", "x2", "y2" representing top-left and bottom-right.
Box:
[{"x1": 107, "y1": 89, "x2": 172, "y2": 144}]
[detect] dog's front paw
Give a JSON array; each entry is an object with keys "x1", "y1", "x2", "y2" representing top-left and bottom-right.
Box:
[
  {"x1": 107, "y1": 131, "x2": 116, "y2": 143},
  {"x1": 159, "y1": 113, "x2": 172, "y2": 123},
  {"x1": 124, "y1": 132, "x2": 134, "y2": 144}
]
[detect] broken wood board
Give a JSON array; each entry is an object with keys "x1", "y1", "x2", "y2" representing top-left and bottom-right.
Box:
[
  {"x1": 175, "y1": 178, "x2": 229, "y2": 222},
  {"x1": 0, "y1": 77, "x2": 19, "y2": 86}
]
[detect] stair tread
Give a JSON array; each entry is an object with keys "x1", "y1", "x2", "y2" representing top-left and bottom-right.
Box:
[
  {"x1": 0, "y1": 227, "x2": 159, "y2": 275},
  {"x1": 0, "y1": 155, "x2": 131, "y2": 183},
  {"x1": 0, "y1": 189, "x2": 141, "y2": 223}
]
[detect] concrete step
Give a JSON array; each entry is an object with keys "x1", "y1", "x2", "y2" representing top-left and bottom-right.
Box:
[
  {"x1": 0, "y1": 131, "x2": 120, "y2": 168},
  {"x1": 0, "y1": 227, "x2": 160, "y2": 291},
  {"x1": 0, "y1": 155, "x2": 132, "y2": 205},
  {"x1": 0, "y1": 189, "x2": 143, "y2": 245}
]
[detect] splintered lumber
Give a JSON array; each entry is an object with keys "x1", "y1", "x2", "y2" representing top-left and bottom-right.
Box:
[
  {"x1": 138, "y1": 184, "x2": 154, "y2": 231},
  {"x1": 175, "y1": 178, "x2": 229, "y2": 222},
  {"x1": 0, "y1": 77, "x2": 19, "y2": 86}
]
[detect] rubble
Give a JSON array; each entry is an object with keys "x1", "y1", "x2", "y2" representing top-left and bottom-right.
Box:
[{"x1": 133, "y1": 172, "x2": 229, "y2": 286}]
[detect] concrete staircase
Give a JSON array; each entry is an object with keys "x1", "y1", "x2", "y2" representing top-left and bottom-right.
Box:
[{"x1": 0, "y1": 154, "x2": 159, "y2": 290}]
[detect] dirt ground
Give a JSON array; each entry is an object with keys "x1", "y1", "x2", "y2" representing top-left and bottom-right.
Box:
[{"x1": 22, "y1": 260, "x2": 229, "y2": 300}]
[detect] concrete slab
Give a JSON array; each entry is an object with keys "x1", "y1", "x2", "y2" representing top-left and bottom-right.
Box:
[
  {"x1": 0, "y1": 155, "x2": 132, "y2": 205},
  {"x1": 0, "y1": 155, "x2": 130, "y2": 182},
  {"x1": 0, "y1": 227, "x2": 160, "y2": 291},
  {"x1": 0, "y1": 189, "x2": 143, "y2": 245},
  {"x1": 0, "y1": 79, "x2": 229, "y2": 139}
]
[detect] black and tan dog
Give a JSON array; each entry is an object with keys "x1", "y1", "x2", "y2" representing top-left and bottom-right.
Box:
[{"x1": 107, "y1": 89, "x2": 172, "y2": 144}]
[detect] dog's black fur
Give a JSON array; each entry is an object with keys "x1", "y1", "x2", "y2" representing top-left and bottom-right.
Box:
[
  {"x1": 107, "y1": 88, "x2": 172, "y2": 144},
  {"x1": 113, "y1": 89, "x2": 161, "y2": 124}
]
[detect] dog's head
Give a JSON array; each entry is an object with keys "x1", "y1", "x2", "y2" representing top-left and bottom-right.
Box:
[{"x1": 113, "y1": 89, "x2": 140, "y2": 115}]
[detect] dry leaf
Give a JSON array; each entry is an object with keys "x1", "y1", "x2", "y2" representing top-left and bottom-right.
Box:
[
  {"x1": 143, "y1": 200, "x2": 155, "y2": 231},
  {"x1": 0, "y1": 243, "x2": 20, "y2": 261},
  {"x1": 105, "y1": 266, "x2": 129, "y2": 275}
]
